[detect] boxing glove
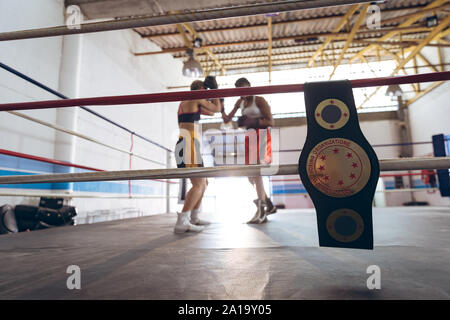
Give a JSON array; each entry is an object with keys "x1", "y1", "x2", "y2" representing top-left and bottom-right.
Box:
[{"x1": 204, "y1": 76, "x2": 218, "y2": 90}]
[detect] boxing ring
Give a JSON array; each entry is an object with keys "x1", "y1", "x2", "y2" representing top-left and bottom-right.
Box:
[{"x1": 0, "y1": 70, "x2": 449, "y2": 299}]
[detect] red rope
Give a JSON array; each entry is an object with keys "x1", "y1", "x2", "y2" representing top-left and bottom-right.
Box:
[
  {"x1": 0, "y1": 148, "x2": 102, "y2": 171},
  {"x1": 270, "y1": 172, "x2": 428, "y2": 183},
  {"x1": 0, "y1": 147, "x2": 177, "y2": 184},
  {"x1": 0, "y1": 72, "x2": 448, "y2": 111},
  {"x1": 128, "y1": 133, "x2": 134, "y2": 196}
]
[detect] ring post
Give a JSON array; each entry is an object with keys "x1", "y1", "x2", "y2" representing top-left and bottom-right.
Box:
[{"x1": 432, "y1": 134, "x2": 450, "y2": 196}]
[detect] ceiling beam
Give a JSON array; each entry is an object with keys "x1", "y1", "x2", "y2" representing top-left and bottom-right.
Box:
[
  {"x1": 374, "y1": 2, "x2": 450, "y2": 26},
  {"x1": 181, "y1": 23, "x2": 226, "y2": 75},
  {"x1": 357, "y1": 15, "x2": 450, "y2": 109},
  {"x1": 412, "y1": 56, "x2": 420, "y2": 93},
  {"x1": 416, "y1": 53, "x2": 439, "y2": 73},
  {"x1": 192, "y1": 45, "x2": 384, "y2": 63},
  {"x1": 406, "y1": 81, "x2": 446, "y2": 106},
  {"x1": 208, "y1": 54, "x2": 392, "y2": 75},
  {"x1": 353, "y1": 39, "x2": 450, "y2": 47},
  {"x1": 176, "y1": 24, "x2": 192, "y2": 48},
  {"x1": 392, "y1": 14, "x2": 450, "y2": 74},
  {"x1": 329, "y1": 3, "x2": 369, "y2": 79},
  {"x1": 134, "y1": 26, "x2": 430, "y2": 56},
  {"x1": 196, "y1": 42, "x2": 404, "y2": 59},
  {"x1": 140, "y1": 3, "x2": 439, "y2": 39},
  {"x1": 308, "y1": 4, "x2": 361, "y2": 67},
  {"x1": 349, "y1": 0, "x2": 449, "y2": 63},
  {"x1": 215, "y1": 58, "x2": 391, "y2": 75},
  {"x1": 207, "y1": 53, "x2": 371, "y2": 69},
  {"x1": 437, "y1": 42, "x2": 444, "y2": 71},
  {"x1": 1, "y1": 0, "x2": 373, "y2": 41},
  {"x1": 268, "y1": 17, "x2": 273, "y2": 83}
]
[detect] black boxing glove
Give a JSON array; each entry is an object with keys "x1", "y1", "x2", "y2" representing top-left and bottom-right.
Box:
[
  {"x1": 237, "y1": 116, "x2": 259, "y2": 128},
  {"x1": 204, "y1": 76, "x2": 218, "y2": 90},
  {"x1": 237, "y1": 115, "x2": 247, "y2": 127}
]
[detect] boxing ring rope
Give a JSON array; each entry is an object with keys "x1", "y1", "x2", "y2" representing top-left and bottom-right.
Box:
[
  {"x1": 0, "y1": 62, "x2": 172, "y2": 153},
  {"x1": 0, "y1": 148, "x2": 177, "y2": 185},
  {"x1": 0, "y1": 0, "x2": 368, "y2": 41},
  {"x1": 276, "y1": 140, "x2": 441, "y2": 153},
  {"x1": 270, "y1": 171, "x2": 435, "y2": 181},
  {"x1": 6, "y1": 110, "x2": 166, "y2": 166},
  {"x1": 1, "y1": 71, "x2": 449, "y2": 185},
  {"x1": 0, "y1": 148, "x2": 101, "y2": 172},
  {"x1": 0, "y1": 191, "x2": 179, "y2": 199},
  {"x1": 376, "y1": 188, "x2": 439, "y2": 193},
  {"x1": 204, "y1": 139, "x2": 445, "y2": 156},
  {"x1": 274, "y1": 188, "x2": 439, "y2": 195},
  {"x1": 0, "y1": 157, "x2": 449, "y2": 185},
  {"x1": 0, "y1": 72, "x2": 449, "y2": 112}
]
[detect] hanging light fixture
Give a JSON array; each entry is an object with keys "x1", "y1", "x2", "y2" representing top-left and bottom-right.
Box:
[
  {"x1": 182, "y1": 48, "x2": 203, "y2": 78},
  {"x1": 385, "y1": 84, "x2": 403, "y2": 99},
  {"x1": 426, "y1": 15, "x2": 438, "y2": 27},
  {"x1": 193, "y1": 37, "x2": 203, "y2": 49}
]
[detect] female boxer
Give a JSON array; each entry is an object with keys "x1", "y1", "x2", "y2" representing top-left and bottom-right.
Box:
[
  {"x1": 174, "y1": 78, "x2": 221, "y2": 233},
  {"x1": 221, "y1": 77, "x2": 277, "y2": 224}
]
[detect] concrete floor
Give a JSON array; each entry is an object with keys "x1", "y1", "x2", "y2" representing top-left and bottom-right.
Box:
[{"x1": 0, "y1": 207, "x2": 449, "y2": 300}]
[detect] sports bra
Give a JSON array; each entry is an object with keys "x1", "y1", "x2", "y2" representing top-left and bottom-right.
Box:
[
  {"x1": 240, "y1": 96, "x2": 263, "y2": 118},
  {"x1": 178, "y1": 103, "x2": 201, "y2": 123}
]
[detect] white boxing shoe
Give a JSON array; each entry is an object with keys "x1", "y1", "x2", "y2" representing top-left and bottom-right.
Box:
[
  {"x1": 190, "y1": 209, "x2": 211, "y2": 226},
  {"x1": 248, "y1": 199, "x2": 267, "y2": 224},
  {"x1": 174, "y1": 211, "x2": 205, "y2": 233}
]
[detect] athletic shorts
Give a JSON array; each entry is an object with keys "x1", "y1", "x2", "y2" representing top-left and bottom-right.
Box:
[
  {"x1": 175, "y1": 133, "x2": 204, "y2": 168},
  {"x1": 244, "y1": 128, "x2": 272, "y2": 165}
]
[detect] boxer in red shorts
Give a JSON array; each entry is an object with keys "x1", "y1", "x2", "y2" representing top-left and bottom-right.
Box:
[{"x1": 221, "y1": 77, "x2": 277, "y2": 223}]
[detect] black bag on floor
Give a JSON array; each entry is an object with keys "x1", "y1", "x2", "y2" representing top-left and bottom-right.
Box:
[
  {"x1": 39, "y1": 197, "x2": 64, "y2": 210},
  {"x1": 17, "y1": 219, "x2": 41, "y2": 232},
  {"x1": 37, "y1": 206, "x2": 77, "y2": 226},
  {"x1": 0, "y1": 205, "x2": 19, "y2": 234},
  {"x1": 14, "y1": 205, "x2": 39, "y2": 221},
  {"x1": 14, "y1": 205, "x2": 40, "y2": 232}
]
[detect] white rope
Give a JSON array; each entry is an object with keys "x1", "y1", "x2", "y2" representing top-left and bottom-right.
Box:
[
  {"x1": 0, "y1": 191, "x2": 176, "y2": 199},
  {"x1": 0, "y1": 157, "x2": 448, "y2": 185},
  {"x1": 278, "y1": 188, "x2": 440, "y2": 196},
  {"x1": 0, "y1": 1, "x2": 367, "y2": 41},
  {"x1": 7, "y1": 110, "x2": 165, "y2": 166}
]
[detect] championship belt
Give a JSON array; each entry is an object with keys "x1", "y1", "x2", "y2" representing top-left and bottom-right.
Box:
[{"x1": 298, "y1": 80, "x2": 380, "y2": 250}]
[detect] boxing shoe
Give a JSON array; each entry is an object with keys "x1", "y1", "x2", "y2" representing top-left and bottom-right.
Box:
[
  {"x1": 248, "y1": 199, "x2": 267, "y2": 224},
  {"x1": 265, "y1": 196, "x2": 277, "y2": 215},
  {"x1": 174, "y1": 211, "x2": 204, "y2": 233},
  {"x1": 190, "y1": 209, "x2": 211, "y2": 225}
]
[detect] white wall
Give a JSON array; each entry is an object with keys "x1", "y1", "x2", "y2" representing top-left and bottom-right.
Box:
[
  {"x1": 409, "y1": 81, "x2": 450, "y2": 157},
  {"x1": 0, "y1": 0, "x2": 64, "y2": 158},
  {"x1": 0, "y1": 0, "x2": 64, "y2": 209},
  {"x1": 0, "y1": 0, "x2": 188, "y2": 222},
  {"x1": 408, "y1": 81, "x2": 450, "y2": 207}
]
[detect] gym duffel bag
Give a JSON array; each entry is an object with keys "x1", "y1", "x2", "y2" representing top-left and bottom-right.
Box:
[
  {"x1": 14, "y1": 205, "x2": 40, "y2": 231},
  {"x1": 37, "y1": 206, "x2": 77, "y2": 226},
  {"x1": 0, "y1": 204, "x2": 19, "y2": 234}
]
